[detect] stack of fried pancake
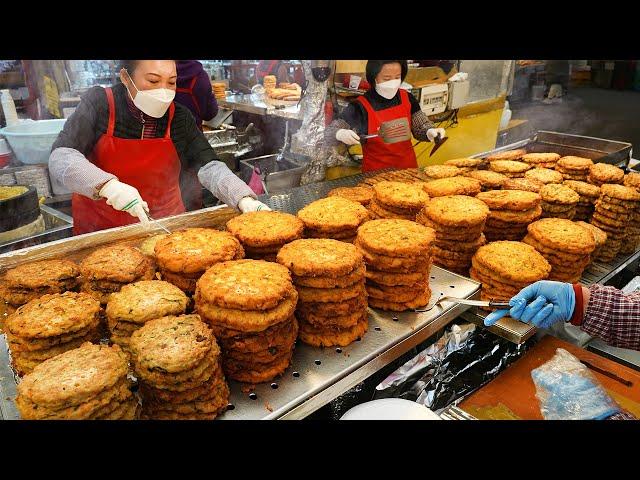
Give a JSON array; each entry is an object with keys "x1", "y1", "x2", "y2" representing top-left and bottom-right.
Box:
[
  {"x1": 416, "y1": 195, "x2": 488, "y2": 276},
  {"x1": 277, "y1": 239, "x2": 367, "y2": 347},
  {"x1": 0, "y1": 259, "x2": 80, "y2": 309},
  {"x1": 5, "y1": 292, "x2": 101, "y2": 376},
  {"x1": 327, "y1": 186, "x2": 374, "y2": 206},
  {"x1": 524, "y1": 167, "x2": 563, "y2": 185},
  {"x1": 489, "y1": 160, "x2": 531, "y2": 178},
  {"x1": 523, "y1": 218, "x2": 596, "y2": 283},
  {"x1": 464, "y1": 170, "x2": 507, "y2": 191},
  {"x1": 298, "y1": 196, "x2": 370, "y2": 243},
  {"x1": 563, "y1": 180, "x2": 600, "y2": 221},
  {"x1": 485, "y1": 149, "x2": 526, "y2": 162},
  {"x1": 80, "y1": 245, "x2": 155, "y2": 305},
  {"x1": 621, "y1": 173, "x2": 640, "y2": 254},
  {"x1": 154, "y1": 228, "x2": 244, "y2": 294},
  {"x1": 591, "y1": 184, "x2": 640, "y2": 260},
  {"x1": 470, "y1": 241, "x2": 551, "y2": 309},
  {"x1": 521, "y1": 153, "x2": 561, "y2": 169},
  {"x1": 587, "y1": 163, "x2": 625, "y2": 187},
  {"x1": 539, "y1": 184, "x2": 579, "y2": 219},
  {"x1": 130, "y1": 314, "x2": 228, "y2": 420},
  {"x1": 16, "y1": 342, "x2": 137, "y2": 420},
  {"x1": 476, "y1": 190, "x2": 542, "y2": 242},
  {"x1": 105, "y1": 280, "x2": 188, "y2": 356},
  {"x1": 421, "y1": 164, "x2": 462, "y2": 182},
  {"x1": 444, "y1": 157, "x2": 486, "y2": 173},
  {"x1": 575, "y1": 221, "x2": 608, "y2": 265},
  {"x1": 369, "y1": 181, "x2": 429, "y2": 220},
  {"x1": 502, "y1": 177, "x2": 544, "y2": 193},
  {"x1": 555, "y1": 156, "x2": 593, "y2": 181},
  {"x1": 226, "y1": 211, "x2": 304, "y2": 262},
  {"x1": 422, "y1": 177, "x2": 482, "y2": 198},
  {"x1": 624, "y1": 172, "x2": 640, "y2": 192},
  {"x1": 355, "y1": 219, "x2": 435, "y2": 311},
  {"x1": 195, "y1": 260, "x2": 297, "y2": 383}
]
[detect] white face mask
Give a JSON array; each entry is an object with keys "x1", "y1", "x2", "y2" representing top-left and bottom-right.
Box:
[
  {"x1": 375, "y1": 78, "x2": 402, "y2": 99},
  {"x1": 124, "y1": 70, "x2": 175, "y2": 118}
]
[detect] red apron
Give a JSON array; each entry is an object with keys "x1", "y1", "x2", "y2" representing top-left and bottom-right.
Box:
[
  {"x1": 357, "y1": 89, "x2": 417, "y2": 172},
  {"x1": 72, "y1": 87, "x2": 186, "y2": 235},
  {"x1": 176, "y1": 76, "x2": 202, "y2": 130}
]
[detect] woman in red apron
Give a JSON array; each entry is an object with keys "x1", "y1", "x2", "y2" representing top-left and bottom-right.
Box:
[
  {"x1": 327, "y1": 60, "x2": 446, "y2": 172},
  {"x1": 49, "y1": 60, "x2": 269, "y2": 236}
]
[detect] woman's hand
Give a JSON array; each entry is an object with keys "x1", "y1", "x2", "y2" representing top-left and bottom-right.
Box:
[
  {"x1": 238, "y1": 196, "x2": 271, "y2": 213},
  {"x1": 427, "y1": 128, "x2": 446, "y2": 142},
  {"x1": 336, "y1": 129, "x2": 361, "y2": 146},
  {"x1": 484, "y1": 280, "x2": 576, "y2": 328},
  {"x1": 99, "y1": 179, "x2": 149, "y2": 224}
]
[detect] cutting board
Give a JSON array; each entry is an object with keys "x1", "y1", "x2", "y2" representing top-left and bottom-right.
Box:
[{"x1": 459, "y1": 336, "x2": 640, "y2": 419}]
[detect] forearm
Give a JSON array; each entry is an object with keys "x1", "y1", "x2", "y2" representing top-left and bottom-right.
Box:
[
  {"x1": 324, "y1": 118, "x2": 351, "y2": 147},
  {"x1": 411, "y1": 110, "x2": 435, "y2": 141},
  {"x1": 197, "y1": 161, "x2": 255, "y2": 209},
  {"x1": 578, "y1": 284, "x2": 640, "y2": 350},
  {"x1": 49, "y1": 147, "x2": 116, "y2": 198}
]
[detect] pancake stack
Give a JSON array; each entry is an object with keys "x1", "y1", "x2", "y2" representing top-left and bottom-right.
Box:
[
  {"x1": 555, "y1": 156, "x2": 594, "y2": 181},
  {"x1": 263, "y1": 75, "x2": 277, "y2": 90},
  {"x1": 130, "y1": 314, "x2": 229, "y2": 420},
  {"x1": 355, "y1": 219, "x2": 435, "y2": 312},
  {"x1": 80, "y1": 245, "x2": 155, "y2": 305},
  {"x1": 524, "y1": 218, "x2": 596, "y2": 283},
  {"x1": 155, "y1": 228, "x2": 244, "y2": 295},
  {"x1": 470, "y1": 241, "x2": 551, "y2": 309},
  {"x1": 16, "y1": 342, "x2": 137, "y2": 420},
  {"x1": 422, "y1": 177, "x2": 482, "y2": 198},
  {"x1": 502, "y1": 177, "x2": 544, "y2": 193},
  {"x1": 591, "y1": 184, "x2": 640, "y2": 260},
  {"x1": 369, "y1": 181, "x2": 429, "y2": 220},
  {"x1": 475, "y1": 190, "x2": 542, "y2": 242},
  {"x1": 524, "y1": 167, "x2": 564, "y2": 185},
  {"x1": 575, "y1": 221, "x2": 608, "y2": 265},
  {"x1": 212, "y1": 82, "x2": 227, "y2": 100},
  {"x1": 622, "y1": 173, "x2": 640, "y2": 254},
  {"x1": 416, "y1": 195, "x2": 489, "y2": 276},
  {"x1": 444, "y1": 157, "x2": 486, "y2": 173},
  {"x1": 327, "y1": 186, "x2": 374, "y2": 206},
  {"x1": 563, "y1": 180, "x2": 600, "y2": 221},
  {"x1": 277, "y1": 239, "x2": 367, "y2": 347},
  {"x1": 539, "y1": 184, "x2": 580, "y2": 219},
  {"x1": 0, "y1": 259, "x2": 80, "y2": 309},
  {"x1": 421, "y1": 164, "x2": 462, "y2": 182},
  {"x1": 521, "y1": 153, "x2": 561, "y2": 169},
  {"x1": 298, "y1": 196, "x2": 370, "y2": 243},
  {"x1": 587, "y1": 163, "x2": 625, "y2": 187},
  {"x1": 226, "y1": 211, "x2": 304, "y2": 262},
  {"x1": 486, "y1": 149, "x2": 527, "y2": 162},
  {"x1": 489, "y1": 160, "x2": 532, "y2": 178},
  {"x1": 105, "y1": 280, "x2": 189, "y2": 356},
  {"x1": 464, "y1": 170, "x2": 507, "y2": 191},
  {"x1": 195, "y1": 260, "x2": 297, "y2": 383},
  {"x1": 5, "y1": 292, "x2": 102, "y2": 376}
]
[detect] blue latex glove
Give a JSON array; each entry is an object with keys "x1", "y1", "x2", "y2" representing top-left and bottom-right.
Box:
[{"x1": 484, "y1": 280, "x2": 576, "y2": 328}]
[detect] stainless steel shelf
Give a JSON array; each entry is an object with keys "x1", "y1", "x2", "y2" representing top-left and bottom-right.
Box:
[{"x1": 0, "y1": 266, "x2": 480, "y2": 420}]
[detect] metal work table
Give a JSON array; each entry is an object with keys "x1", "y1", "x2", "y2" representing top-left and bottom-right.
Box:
[{"x1": 218, "y1": 94, "x2": 301, "y2": 120}]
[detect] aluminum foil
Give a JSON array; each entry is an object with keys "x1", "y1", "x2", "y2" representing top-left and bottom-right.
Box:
[{"x1": 290, "y1": 60, "x2": 327, "y2": 157}]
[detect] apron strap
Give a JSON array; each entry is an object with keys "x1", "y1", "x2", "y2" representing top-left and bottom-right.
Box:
[
  {"x1": 165, "y1": 103, "x2": 175, "y2": 139},
  {"x1": 104, "y1": 87, "x2": 116, "y2": 136}
]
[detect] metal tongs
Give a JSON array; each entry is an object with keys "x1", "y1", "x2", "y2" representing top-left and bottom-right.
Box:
[
  {"x1": 145, "y1": 213, "x2": 171, "y2": 234},
  {"x1": 415, "y1": 293, "x2": 510, "y2": 313}
]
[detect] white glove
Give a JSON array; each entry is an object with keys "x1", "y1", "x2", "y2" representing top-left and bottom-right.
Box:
[
  {"x1": 238, "y1": 196, "x2": 272, "y2": 213},
  {"x1": 98, "y1": 179, "x2": 150, "y2": 225},
  {"x1": 427, "y1": 128, "x2": 446, "y2": 142},
  {"x1": 336, "y1": 129, "x2": 361, "y2": 146}
]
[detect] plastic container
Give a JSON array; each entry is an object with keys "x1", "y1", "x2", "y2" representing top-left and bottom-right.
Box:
[
  {"x1": 531, "y1": 84, "x2": 545, "y2": 101},
  {"x1": 0, "y1": 119, "x2": 66, "y2": 165},
  {"x1": 1, "y1": 89, "x2": 19, "y2": 126}
]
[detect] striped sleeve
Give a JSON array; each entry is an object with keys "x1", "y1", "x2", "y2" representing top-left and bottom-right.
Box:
[{"x1": 49, "y1": 147, "x2": 116, "y2": 198}]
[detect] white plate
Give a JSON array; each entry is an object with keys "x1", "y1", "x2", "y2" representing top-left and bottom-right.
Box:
[{"x1": 340, "y1": 398, "x2": 442, "y2": 420}]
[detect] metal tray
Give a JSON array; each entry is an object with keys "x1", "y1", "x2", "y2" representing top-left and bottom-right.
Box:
[{"x1": 473, "y1": 130, "x2": 633, "y2": 167}]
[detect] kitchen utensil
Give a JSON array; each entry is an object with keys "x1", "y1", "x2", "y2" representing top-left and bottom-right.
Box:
[
  {"x1": 360, "y1": 118, "x2": 412, "y2": 145},
  {"x1": 580, "y1": 359, "x2": 633, "y2": 387},
  {"x1": 414, "y1": 294, "x2": 510, "y2": 313},
  {"x1": 429, "y1": 132, "x2": 449, "y2": 157},
  {"x1": 146, "y1": 213, "x2": 171, "y2": 234}
]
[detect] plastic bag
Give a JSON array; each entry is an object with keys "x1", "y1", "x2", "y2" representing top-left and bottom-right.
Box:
[
  {"x1": 247, "y1": 166, "x2": 265, "y2": 195},
  {"x1": 531, "y1": 348, "x2": 621, "y2": 420}
]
